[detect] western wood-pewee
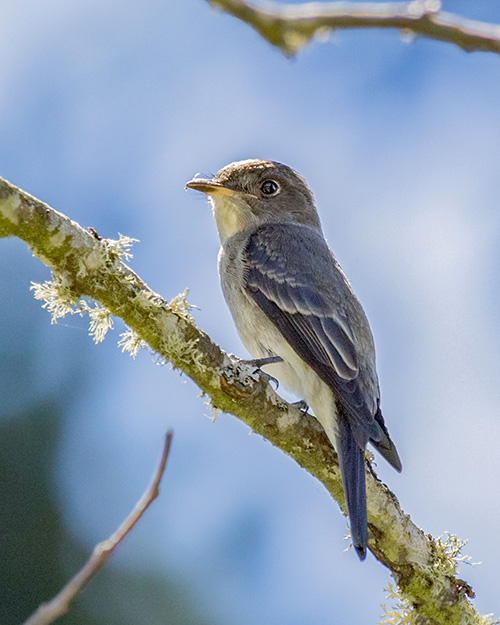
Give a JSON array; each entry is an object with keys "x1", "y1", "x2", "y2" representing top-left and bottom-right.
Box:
[{"x1": 186, "y1": 159, "x2": 401, "y2": 560}]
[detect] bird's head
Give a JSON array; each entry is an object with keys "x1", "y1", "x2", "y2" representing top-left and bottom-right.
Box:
[{"x1": 186, "y1": 159, "x2": 322, "y2": 242}]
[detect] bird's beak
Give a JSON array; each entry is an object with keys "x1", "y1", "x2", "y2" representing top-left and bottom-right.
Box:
[{"x1": 185, "y1": 177, "x2": 235, "y2": 196}]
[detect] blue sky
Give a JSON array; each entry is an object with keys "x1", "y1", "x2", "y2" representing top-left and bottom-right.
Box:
[{"x1": 2, "y1": 1, "x2": 500, "y2": 622}]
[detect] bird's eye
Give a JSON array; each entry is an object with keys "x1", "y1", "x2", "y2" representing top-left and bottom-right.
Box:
[{"x1": 260, "y1": 180, "x2": 280, "y2": 196}]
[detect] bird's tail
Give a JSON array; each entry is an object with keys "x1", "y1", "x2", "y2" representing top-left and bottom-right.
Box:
[{"x1": 336, "y1": 417, "x2": 367, "y2": 560}]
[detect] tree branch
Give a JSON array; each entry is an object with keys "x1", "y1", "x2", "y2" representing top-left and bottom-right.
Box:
[
  {"x1": 0, "y1": 177, "x2": 488, "y2": 624},
  {"x1": 205, "y1": 0, "x2": 500, "y2": 57},
  {"x1": 22, "y1": 431, "x2": 173, "y2": 625}
]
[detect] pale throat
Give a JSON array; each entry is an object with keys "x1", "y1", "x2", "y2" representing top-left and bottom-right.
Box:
[{"x1": 209, "y1": 193, "x2": 256, "y2": 242}]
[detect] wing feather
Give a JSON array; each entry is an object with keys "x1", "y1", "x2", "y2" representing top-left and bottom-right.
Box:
[{"x1": 244, "y1": 224, "x2": 380, "y2": 443}]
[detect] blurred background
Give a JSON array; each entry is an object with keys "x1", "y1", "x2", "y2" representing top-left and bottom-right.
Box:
[{"x1": 1, "y1": 1, "x2": 500, "y2": 623}]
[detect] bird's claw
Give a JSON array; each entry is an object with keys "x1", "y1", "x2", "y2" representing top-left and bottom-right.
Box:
[
  {"x1": 259, "y1": 370, "x2": 280, "y2": 389},
  {"x1": 291, "y1": 399, "x2": 309, "y2": 414},
  {"x1": 239, "y1": 356, "x2": 282, "y2": 389}
]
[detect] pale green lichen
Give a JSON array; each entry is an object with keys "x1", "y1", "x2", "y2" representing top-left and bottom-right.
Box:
[
  {"x1": 48, "y1": 227, "x2": 71, "y2": 249},
  {"x1": 31, "y1": 279, "x2": 113, "y2": 342},
  {"x1": 400, "y1": 28, "x2": 418, "y2": 44},
  {"x1": 0, "y1": 195, "x2": 21, "y2": 227},
  {"x1": 31, "y1": 279, "x2": 80, "y2": 323},
  {"x1": 380, "y1": 583, "x2": 413, "y2": 625},
  {"x1": 162, "y1": 331, "x2": 207, "y2": 374},
  {"x1": 434, "y1": 533, "x2": 474, "y2": 570},
  {"x1": 204, "y1": 397, "x2": 222, "y2": 422},
  {"x1": 408, "y1": 0, "x2": 441, "y2": 19},
  {"x1": 379, "y1": 534, "x2": 497, "y2": 625},
  {"x1": 282, "y1": 28, "x2": 312, "y2": 55},
  {"x1": 167, "y1": 288, "x2": 196, "y2": 322},
  {"x1": 76, "y1": 247, "x2": 107, "y2": 277},
  {"x1": 85, "y1": 303, "x2": 114, "y2": 343},
  {"x1": 134, "y1": 288, "x2": 160, "y2": 310},
  {"x1": 314, "y1": 26, "x2": 333, "y2": 43},
  {"x1": 103, "y1": 233, "x2": 139, "y2": 262},
  {"x1": 118, "y1": 327, "x2": 147, "y2": 358}
]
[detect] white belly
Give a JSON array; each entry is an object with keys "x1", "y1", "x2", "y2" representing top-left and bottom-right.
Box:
[{"x1": 237, "y1": 299, "x2": 340, "y2": 446}]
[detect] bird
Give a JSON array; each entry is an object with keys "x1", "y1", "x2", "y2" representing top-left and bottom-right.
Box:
[{"x1": 186, "y1": 159, "x2": 401, "y2": 559}]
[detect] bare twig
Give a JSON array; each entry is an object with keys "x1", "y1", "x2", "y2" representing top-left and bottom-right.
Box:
[
  {"x1": 0, "y1": 176, "x2": 489, "y2": 624},
  {"x1": 206, "y1": 0, "x2": 500, "y2": 57},
  {"x1": 22, "y1": 431, "x2": 173, "y2": 625}
]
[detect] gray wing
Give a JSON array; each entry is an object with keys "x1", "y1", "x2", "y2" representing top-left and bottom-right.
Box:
[{"x1": 244, "y1": 223, "x2": 381, "y2": 447}]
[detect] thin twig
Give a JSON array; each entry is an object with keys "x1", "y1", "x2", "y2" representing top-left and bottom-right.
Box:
[
  {"x1": 206, "y1": 0, "x2": 500, "y2": 57},
  {"x1": 22, "y1": 431, "x2": 174, "y2": 625}
]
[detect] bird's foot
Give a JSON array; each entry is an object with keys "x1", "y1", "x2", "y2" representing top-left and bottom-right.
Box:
[
  {"x1": 237, "y1": 356, "x2": 282, "y2": 389},
  {"x1": 291, "y1": 399, "x2": 309, "y2": 414},
  {"x1": 220, "y1": 354, "x2": 282, "y2": 398}
]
